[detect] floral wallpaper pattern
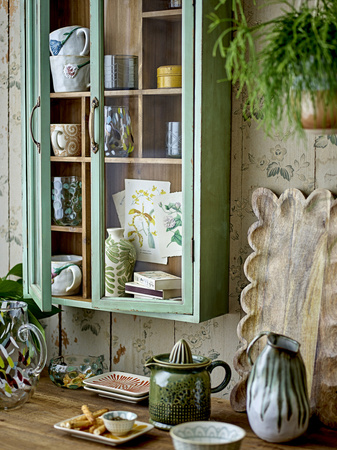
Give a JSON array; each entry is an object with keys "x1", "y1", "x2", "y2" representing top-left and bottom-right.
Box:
[{"x1": 2, "y1": 0, "x2": 337, "y2": 402}]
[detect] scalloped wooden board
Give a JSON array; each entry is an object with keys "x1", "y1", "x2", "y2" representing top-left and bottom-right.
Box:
[{"x1": 230, "y1": 188, "x2": 337, "y2": 429}]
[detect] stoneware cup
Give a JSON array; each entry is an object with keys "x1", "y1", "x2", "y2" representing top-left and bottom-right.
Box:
[
  {"x1": 50, "y1": 55, "x2": 90, "y2": 92},
  {"x1": 51, "y1": 255, "x2": 82, "y2": 296},
  {"x1": 49, "y1": 26, "x2": 90, "y2": 56},
  {"x1": 50, "y1": 124, "x2": 81, "y2": 157}
]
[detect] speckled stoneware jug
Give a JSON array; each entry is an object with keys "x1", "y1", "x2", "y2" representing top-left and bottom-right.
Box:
[
  {"x1": 144, "y1": 339, "x2": 232, "y2": 430},
  {"x1": 246, "y1": 331, "x2": 310, "y2": 443}
]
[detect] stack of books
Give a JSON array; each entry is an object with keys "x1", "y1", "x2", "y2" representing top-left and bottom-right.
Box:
[{"x1": 125, "y1": 271, "x2": 182, "y2": 300}]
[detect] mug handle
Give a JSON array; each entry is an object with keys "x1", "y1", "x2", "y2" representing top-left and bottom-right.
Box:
[
  {"x1": 51, "y1": 129, "x2": 64, "y2": 151},
  {"x1": 247, "y1": 331, "x2": 270, "y2": 366},
  {"x1": 78, "y1": 28, "x2": 90, "y2": 56},
  {"x1": 18, "y1": 323, "x2": 47, "y2": 376},
  {"x1": 66, "y1": 264, "x2": 82, "y2": 293},
  {"x1": 207, "y1": 360, "x2": 232, "y2": 394}
]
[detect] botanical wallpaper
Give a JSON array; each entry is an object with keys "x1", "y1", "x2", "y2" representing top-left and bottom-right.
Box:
[{"x1": 2, "y1": 0, "x2": 337, "y2": 402}]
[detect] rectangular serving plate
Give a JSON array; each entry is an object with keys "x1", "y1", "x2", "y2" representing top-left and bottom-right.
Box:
[
  {"x1": 54, "y1": 416, "x2": 154, "y2": 446},
  {"x1": 83, "y1": 385, "x2": 149, "y2": 404},
  {"x1": 83, "y1": 371, "x2": 150, "y2": 397}
]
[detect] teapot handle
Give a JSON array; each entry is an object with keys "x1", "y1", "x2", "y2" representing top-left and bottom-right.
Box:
[
  {"x1": 18, "y1": 323, "x2": 47, "y2": 376},
  {"x1": 207, "y1": 361, "x2": 232, "y2": 394},
  {"x1": 247, "y1": 331, "x2": 271, "y2": 366}
]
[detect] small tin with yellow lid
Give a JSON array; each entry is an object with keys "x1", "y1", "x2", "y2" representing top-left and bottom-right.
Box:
[{"x1": 157, "y1": 65, "x2": 182, "y2": 88}]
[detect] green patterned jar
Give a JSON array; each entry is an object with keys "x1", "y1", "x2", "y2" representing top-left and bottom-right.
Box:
[
  {"x1": 145, "y1": 339, "x2": 232, "y2": 430},
  {"x1": 105, "y1": 228, "x2": 136, "y2": 297}
]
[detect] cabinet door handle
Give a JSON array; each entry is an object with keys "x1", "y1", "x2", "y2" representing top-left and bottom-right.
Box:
[
  {"x1": 29, "y1": 96, "x2": 41, "y2": 153},
  {"x1": 89, "y1": 97, "x2": 99, "y2": 153}
]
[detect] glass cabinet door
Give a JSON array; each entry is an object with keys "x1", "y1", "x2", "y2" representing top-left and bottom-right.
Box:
[
  {"x1": 91, "y1": 0, "x2": 194, "y2": 315},
  {"x1": 23, "y1": 0, "x2": 52, "y2": 310}
]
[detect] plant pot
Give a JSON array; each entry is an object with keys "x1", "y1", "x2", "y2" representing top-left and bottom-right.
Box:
[{"x1": 300, "y1": 90, "x2": 337, "y2": 133}]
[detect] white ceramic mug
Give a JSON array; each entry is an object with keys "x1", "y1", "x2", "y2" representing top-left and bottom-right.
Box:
[
  {"x1": 51, "y1": 255, "x2": 82, "y2": 296},
  {"x1": 50, "y1": 55, "x2": 90, "y2": 93},
  {"x1": 50, "y1": 124, "x2": 81, "y2": 157},
  {"x1": 49, "y1": 26, "x2": 90, "y2": 56}
]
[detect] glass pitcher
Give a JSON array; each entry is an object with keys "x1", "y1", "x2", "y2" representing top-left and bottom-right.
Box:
[{"x1": 0, "y1": 300, "x2": 47, "y2": 410}]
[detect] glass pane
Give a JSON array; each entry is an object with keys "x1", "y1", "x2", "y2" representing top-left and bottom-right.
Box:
[
  {"x1": 30, "y1": 1, "x2": 41, "y2": 287},
  {"x1": 103, "y1": 0, "x2": 183, "y2": 301}
]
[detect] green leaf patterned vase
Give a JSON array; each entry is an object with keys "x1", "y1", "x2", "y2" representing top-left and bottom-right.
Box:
[
  {"x1": 105, "y1": 228, "x2": 136, "y2": 297},
  {"x1": 246, "y1": 331, "x2": 310, "y2": 443}
]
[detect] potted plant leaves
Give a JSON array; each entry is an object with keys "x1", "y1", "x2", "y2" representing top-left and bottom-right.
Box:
[{"x1": 208, "y1": 0, "x2": 337, "y2": 136}]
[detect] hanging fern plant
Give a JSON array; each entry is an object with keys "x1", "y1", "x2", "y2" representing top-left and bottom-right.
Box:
[{"x1": 208, "y1": 0, "x2": 337, "y2": 136}]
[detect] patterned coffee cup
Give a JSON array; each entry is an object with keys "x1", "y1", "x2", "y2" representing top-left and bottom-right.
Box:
[{"x1": 50, "y1": 124, "x2": 81, "y2": 157}]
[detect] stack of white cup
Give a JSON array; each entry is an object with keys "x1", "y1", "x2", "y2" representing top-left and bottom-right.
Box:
[{"x1": 49, "y1": 25, "x2": 90, "y2": 92}]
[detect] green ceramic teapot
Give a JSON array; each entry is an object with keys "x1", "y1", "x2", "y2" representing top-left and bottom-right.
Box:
[{"x1": 144, "y1": 339, "x2": 231, "y2": 430}]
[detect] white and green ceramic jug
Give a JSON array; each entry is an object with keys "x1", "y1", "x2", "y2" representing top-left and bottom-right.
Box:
[
  {"x1": 105, "y1": 228, "x2": 136, "y2": 297},
  {"x1": 246, "y1": 331, "x2": 310, "y2": 443}
]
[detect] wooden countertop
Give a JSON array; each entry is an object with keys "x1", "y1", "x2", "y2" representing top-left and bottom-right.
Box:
[{"x1": 1, "y1": 371, "x2": 336, "y2": 449}]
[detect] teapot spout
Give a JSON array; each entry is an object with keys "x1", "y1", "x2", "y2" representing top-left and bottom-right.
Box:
[{"x1": 144, "y1": 357, "x2": 156, "y2": 368}]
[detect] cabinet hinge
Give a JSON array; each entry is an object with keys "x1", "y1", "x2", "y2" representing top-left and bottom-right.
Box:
[{"x1": 191, "y1": 238, "x2": 195, "y2": 262}]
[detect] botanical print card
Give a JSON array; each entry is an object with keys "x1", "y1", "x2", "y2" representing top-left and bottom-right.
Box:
[
  {"x1": 112, "y1": 190, "x2": 125, "y2": 228},
  {"x1": 153, "y1": 192, "x2": 182, "y2": 257},
  {"x1": 125, "y1": 179, "x2": 170, "y2": 264}
]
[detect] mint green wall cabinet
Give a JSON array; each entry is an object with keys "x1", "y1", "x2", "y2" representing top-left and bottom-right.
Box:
[{"x1": 22, "y1": 0, "x2": 231, "y2": 323}]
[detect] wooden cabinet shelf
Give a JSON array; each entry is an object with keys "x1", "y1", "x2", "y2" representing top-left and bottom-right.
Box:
[
  {"x1": 104, "y1": 157, "x2": 181, "y2": 164},
  {"x1": 51, "y1": 225, "x2": 83, "y2": 233},
  {"x1": 142, "y1": 9, "x2": 182, "y2": 20}
]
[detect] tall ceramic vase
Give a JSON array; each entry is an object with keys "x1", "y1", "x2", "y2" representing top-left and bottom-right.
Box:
[
  {"x1": 246, "y1": 331, "x2": 310, "y2": 443},
  {"x1": 105, "y1": 228, "x2": 136, "y2": 297}
]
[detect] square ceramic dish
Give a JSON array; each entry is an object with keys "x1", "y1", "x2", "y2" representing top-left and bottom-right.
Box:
[
  {"x1": 83, "y1": 371, "x2": 150, "y2": 397},
  {"x1": 83, "y1": 385, "x2": 149, "y2": 404},
  {"x1": 54, "y1": 415, "x2": 153, "y2": 446}
]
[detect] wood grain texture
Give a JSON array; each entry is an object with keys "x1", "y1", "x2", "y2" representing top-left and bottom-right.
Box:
[
  {"x1": 231, "y1": 188, "x2": 337, "y2": 430},
  {"x1": 0, "y1": 370, "x2": 335, "y2": 450}
]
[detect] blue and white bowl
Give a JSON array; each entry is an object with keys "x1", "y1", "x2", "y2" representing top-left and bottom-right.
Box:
[{"x1": 170, "y1": 421, "x2": 246, "y2": 450}]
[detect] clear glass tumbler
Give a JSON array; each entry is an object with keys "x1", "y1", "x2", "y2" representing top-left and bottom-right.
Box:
[
  {"x1": 51, "y1": 176, "x2": 82, "y2": 226},
  {"x1": 104, "y1": 106, "x2": 134, "y2": 157}
]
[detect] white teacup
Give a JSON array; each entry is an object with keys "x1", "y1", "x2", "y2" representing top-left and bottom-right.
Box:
[
  {"x1": 49, "y1": 26, "x2": 90, "y2": 56},
  {"x1": 50, "y1": 124, "x2": 81, "y2": 157},
  {"x1": 50, "y1": 55, "x2": 90, "y2": 93},
  {"x1": 51, "y1": 255, "x2": 82, "y2": 296}
]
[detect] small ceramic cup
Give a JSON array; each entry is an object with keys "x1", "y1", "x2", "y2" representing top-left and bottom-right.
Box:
[
  {"x1": 50, "y1": 124, "x2": 81, "y2": 157},
  {"x1": 49, "y1": 26, "x2": 90, "y2": 56},
  {"x1": 102, "y1": 411, "x2": 137, "y2": 436},
  {"x1": 51, "y1": 255, "x2": 82, "y2": 296},
  {"x1": 50, "y1": 55, "x2": 90, "y2": 93}
]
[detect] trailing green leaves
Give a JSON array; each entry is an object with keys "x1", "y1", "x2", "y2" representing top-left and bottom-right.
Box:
[{"x1": 208, "y1": 0, "x2": 337, "y2": 135}]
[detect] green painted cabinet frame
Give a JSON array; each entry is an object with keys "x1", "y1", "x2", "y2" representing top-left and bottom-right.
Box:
[{"x1": 22, "y1": 0, "x2": 231, "y2": 323}]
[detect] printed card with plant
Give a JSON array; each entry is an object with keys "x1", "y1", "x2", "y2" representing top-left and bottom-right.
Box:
[
  {"x1": 153, "y1": 192, "x2": 182, "y2": 258},
  {"x1": 125, "y1": 179, "x2": 170, "y2": 264}
]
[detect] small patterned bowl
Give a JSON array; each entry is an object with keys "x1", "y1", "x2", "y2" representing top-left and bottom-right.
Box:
[
  {"x1": 170, "y1": 421, "x2": 246, "y2": 450},
  {"x1": 102, "y1": 411, "x2": 138, "y2": 435},
  {"x1": 48, "y1": 354, "x2": 104, "y2": 389}
]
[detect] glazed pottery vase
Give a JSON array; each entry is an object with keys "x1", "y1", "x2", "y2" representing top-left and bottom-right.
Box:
[
  {"x1": 105, "y1": 228, "x2": 137, "y2": 296},
  {"x1": 145, "y1": 339, "x2": 232, "y2": 430},
  {"x1": 0, "y1": 301, "x2": 47, "y2": 410},
  {"x1": 246, "y1": 331, "x2": 310, "y2": 443}
]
